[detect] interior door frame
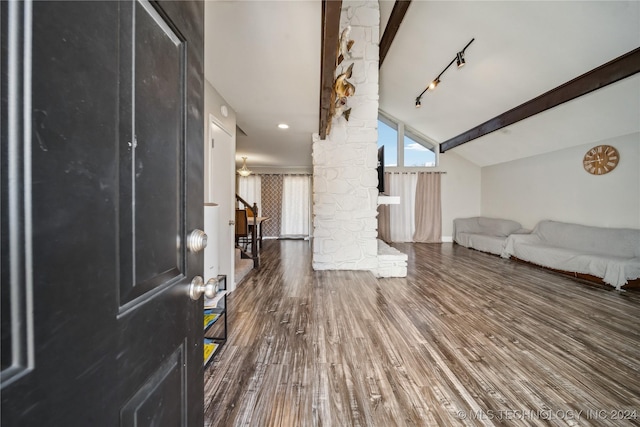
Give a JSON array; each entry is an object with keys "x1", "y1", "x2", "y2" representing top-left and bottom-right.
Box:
[{"x1": 206, "y1": 113, "x2": 236, "y2": 290}]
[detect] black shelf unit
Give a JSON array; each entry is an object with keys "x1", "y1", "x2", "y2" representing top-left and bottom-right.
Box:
[{"x1": 203, "y1": 275, "x2": 227, "y2": 367}]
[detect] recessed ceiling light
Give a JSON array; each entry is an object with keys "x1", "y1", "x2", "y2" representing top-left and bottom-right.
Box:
[{"x1": 278, "y1": 123, "x2": 289, "y2": 129}]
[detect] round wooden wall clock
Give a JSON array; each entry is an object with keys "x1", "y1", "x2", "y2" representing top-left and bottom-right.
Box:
[{"x1": 583, "y1": 145, "x2": 619, "y2": 175}]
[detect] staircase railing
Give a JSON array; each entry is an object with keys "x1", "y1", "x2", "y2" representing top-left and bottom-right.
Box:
[{"x1": 235, "y1": 194, "x2": 259, "y2": 268}]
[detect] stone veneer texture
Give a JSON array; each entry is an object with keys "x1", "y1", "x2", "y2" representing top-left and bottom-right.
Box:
[{"x1": 312, "y1": 0, "x2": 380, "y2": 271}]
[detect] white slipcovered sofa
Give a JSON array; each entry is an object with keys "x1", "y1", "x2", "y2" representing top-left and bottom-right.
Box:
[
  {"x1": 453, "y1": 217, "x2": 525, "y2": 256},
  {"x1": 502, "y1": 220, "x2": 640, "y2": 290}
]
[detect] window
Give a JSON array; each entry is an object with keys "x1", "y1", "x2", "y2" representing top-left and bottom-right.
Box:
[
  {"x1": 377, "y1": 117, "x2": 397, "y2": 167},
  {"x1": 404, "y1": 130, "x2": 436, "y2": 167},
  {"x1": 378, "y1": 111, "x2": 437, "y2": 168}
]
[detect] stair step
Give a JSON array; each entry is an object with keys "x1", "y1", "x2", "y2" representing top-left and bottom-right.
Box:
[
  {"x1": 235, "y1": 258, "x2": 253, "y2": 285},
  {"x1": 235, "y1": 246, "x2": 256, "y2": 285}
]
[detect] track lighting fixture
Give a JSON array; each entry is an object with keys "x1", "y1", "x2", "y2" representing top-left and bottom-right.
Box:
[{"x1": 414, "y1": 38, "x2": 474, "y2": 108}]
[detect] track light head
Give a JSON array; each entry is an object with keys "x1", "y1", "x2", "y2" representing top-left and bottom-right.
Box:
[
  {"x1": 456, "y1": 51, "x2": 466, "y2": 68},
  {"x1": 415, "y1": 97, "x2": 422, "y2": 108},
  {"x1": 429, "y1": 78, "x2": 440, "y2": 90}
]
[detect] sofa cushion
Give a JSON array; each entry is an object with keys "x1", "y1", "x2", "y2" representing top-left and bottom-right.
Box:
[
  {"x1": 454, "y1": 217, "x2": 524, "y2": 257},
  {"x1": 457, "y1": 232, "x2": 507, "y2": 256},
  {"x1": 454, "y1": 217, "x2": 522, "y2": 239},
  {"x1": 534, "y1": 220, "x2": 640, "y2": 258},
  {"x1": 511, "y1": 241, "x2": 640, "y2": 290},
  {"x1": 476, "y1": 217, "x2": 522, "y2": 237}
]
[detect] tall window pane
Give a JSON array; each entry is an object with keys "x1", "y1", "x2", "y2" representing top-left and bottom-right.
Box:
[
  {"x1": 377, "y1": 119, "x2": 397, "y2": 167},
  {"x1": 404, "y1": 134, "x2": 436, "y2": 167}
]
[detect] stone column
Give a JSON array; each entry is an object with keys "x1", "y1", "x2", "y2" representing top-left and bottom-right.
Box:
[{"x1": 312, "y1": 0, "x2": 380, "y2": 271}]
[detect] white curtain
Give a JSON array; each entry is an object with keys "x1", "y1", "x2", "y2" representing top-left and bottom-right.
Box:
[
  {"x1": 238, "y1": 175, "x2": 261, "y2": 214},
  {"x1": 388, "y1": 173, "x2": 418, "y2": 242},
  {"x1": 281, "y1": 175, "x2": 310, "y2": 237}
]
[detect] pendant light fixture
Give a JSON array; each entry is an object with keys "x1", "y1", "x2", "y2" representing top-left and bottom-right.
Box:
[
  {"x1": 415, "y1": 38, "x2": 474, "y2": 107},
  {"x1": 237, "y1": 157, "x2": 252, "y2": 177}
]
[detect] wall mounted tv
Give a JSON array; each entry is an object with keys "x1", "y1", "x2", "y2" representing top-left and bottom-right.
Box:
[{"x1": 377, "y1": 146, "x2": 385, "y2": 194}]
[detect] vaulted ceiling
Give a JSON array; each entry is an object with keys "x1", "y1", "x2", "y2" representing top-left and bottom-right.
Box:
[{"x1": 204, "y1": 1, "x2": 640, "y2": 169}]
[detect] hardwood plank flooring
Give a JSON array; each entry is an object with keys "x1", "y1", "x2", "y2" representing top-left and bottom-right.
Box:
[{"x1": 204, "y1": 241, "x2": 640, "y2": 426}]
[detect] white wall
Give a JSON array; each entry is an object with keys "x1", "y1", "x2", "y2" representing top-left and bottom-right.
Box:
[
  {"x1": 436, "y1": 151, "x2": 482, "y2": 240},
  {"x1": 481, "y1": 133, "x2": 640, "y2": 230},
  {"x1": 204, "y1": 80, "x2": 237, "y2": 290}
]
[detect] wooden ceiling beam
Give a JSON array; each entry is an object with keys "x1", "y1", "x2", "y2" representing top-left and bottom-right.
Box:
[
  {"x1": 319, "y1": 0, "x2": 342, "y2": 139},
  {"x1": 440, "y1": 47, "x2": 640, "y2": 153},
  {"x1": 379, "y1": 0, "x2": 412, "y2": 68}
]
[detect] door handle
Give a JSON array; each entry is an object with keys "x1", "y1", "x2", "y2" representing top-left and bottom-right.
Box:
[
  {"x1": 229, "y1": 220, "x2": 235, "y2": 226},
  {"x1": 189, "y1": 276, "x2": 218, "y2": 300},
  {"x1": 187, "y1": 229, "x2": 207, "y2": 253}
]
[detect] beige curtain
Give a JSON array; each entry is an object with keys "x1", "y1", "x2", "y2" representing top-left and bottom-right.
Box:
[
  {"x1": 413, "y1": 172, "x2": 442, "y2": 243},
  {"x1": 377, "y1": 173, "x2": 391, "y2": 242}
]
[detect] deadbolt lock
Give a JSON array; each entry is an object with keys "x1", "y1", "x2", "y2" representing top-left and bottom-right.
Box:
[{"x1": 187, "y1": 229, "x2": 207, "y2": 253}]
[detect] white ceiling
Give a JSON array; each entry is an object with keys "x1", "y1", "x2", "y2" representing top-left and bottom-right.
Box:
[
  {"x1": 204, "y1": 0, "x2": 321, "y2": 169},
  {"x1": 205, "y1": 1, "x2": 640, "y2": 169},
  {"x1": 452, "y1": 74, "x2": 640, "y2": 166}
]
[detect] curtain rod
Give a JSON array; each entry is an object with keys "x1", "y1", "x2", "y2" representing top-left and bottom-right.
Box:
[
  {"x1": 258, "y1": 173, "x2": 311, "y2": 176},
  {"x1": 385, "y1": 171, "x2": 447, "y2": 174}
]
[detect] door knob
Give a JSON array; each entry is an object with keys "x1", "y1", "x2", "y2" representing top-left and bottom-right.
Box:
[
  {"x1": 187, "y1": 229, "x2": 207, "y2": 253},
  {"x1": 189, "y1": 276, "x2": 218, "y2": 300}
]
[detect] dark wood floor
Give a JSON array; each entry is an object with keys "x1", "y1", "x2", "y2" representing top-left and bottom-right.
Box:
[{"x1": 204, "y1": 240, "x2": 640, "y2": 426}]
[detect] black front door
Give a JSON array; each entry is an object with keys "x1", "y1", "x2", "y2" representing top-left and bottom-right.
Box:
[{"x1": 1, "y1": 0, "x2": 205, "y2": 425}]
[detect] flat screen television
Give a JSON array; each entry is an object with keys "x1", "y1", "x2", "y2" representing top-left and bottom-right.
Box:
[{"x1": 377, "y1": 146, "x2": 385, "y2": 194}]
